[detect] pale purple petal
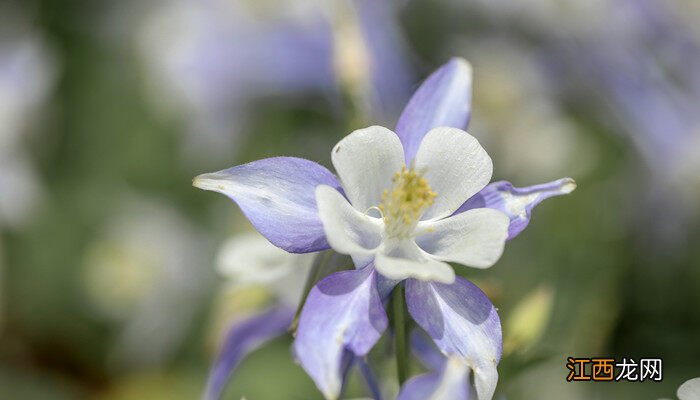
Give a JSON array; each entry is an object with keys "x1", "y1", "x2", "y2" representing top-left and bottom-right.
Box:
[
  {"x1": 203, "y1": 306, "x2": 294, "y2": 400},
  {"x1": 397, "y1": 357, "x2": 470, "y2": 400},
  {"x1": 410, "y1": 330, "x2": 445, "y2": 371},
  {"x1": 455, "y1": 178, "x2": 576, "y2": 240},
  {"x1": 405, "y1": 278, "x2": 501, "y2": 400},
  {"x1": 376, "y1": 274, "x2": 400, "y2": 299},
  {"x1": 397, "y1": 374, "x2": 442, "y2": 400},
  {"x1": 193, "y1": 157, "x2": 341, "y2": 253},
  {"x1": 357, "y1": 358, "x2": 383, "y2": 400},
  {"x1": 395, "y1": 58, "x2": 473, "y2": 162},
  {"x1": 293, "y1": 266, "x2": 387, "y2": 399}
]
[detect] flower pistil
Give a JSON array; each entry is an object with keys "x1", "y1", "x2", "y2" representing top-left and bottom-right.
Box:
[{"x1": 379, "y1": 165, "x2": 437, "y2": 239}]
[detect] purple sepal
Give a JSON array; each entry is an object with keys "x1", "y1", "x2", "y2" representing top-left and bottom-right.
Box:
[
  {"x1": 357, "y1": 358, "x2": 383, "y2": 400},
  {"x1": 405, "y1": 277, "x2": 501, "y2": 400},
  {"x1": 456, "y1": 178, "x2": 576, "y2": 240},
  {"x1": 395, "y1": 58, "x2": 473, "y2": 162},
  {"x1": 397, "y1": 374, "x2": 444, "y2": 400},
  {"x1": 397, "y1": 358, "x2": 470, "y2": 400},
  {"x1": 194, "y1": 157, "x2": 342, "y2": 253},
  {"x1": 376, "y1": 273, "x2": 400, "y2": 300},
  {"x1": 410, "y1": 330, "x2": 445, "y2": 372},
  {"x1": 293, "y1": 266, "x2": 388, "y2": 399},
  {"x1": 203, "y1": 305, "x2": 294, "y2": 400}
]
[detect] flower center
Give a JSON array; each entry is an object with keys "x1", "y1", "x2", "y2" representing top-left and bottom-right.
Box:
[{"x1": 378, "y1": 166, "x2": 437, "y2": 238}]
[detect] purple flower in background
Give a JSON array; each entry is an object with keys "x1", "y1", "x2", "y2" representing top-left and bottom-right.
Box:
[
  {"x1": 567, "y1": 1, "x2": 700, "y2": 237},
  {"x1": 194, "y1": 58, "x2": 575, "y2": 399},
  {"x1": 550, "y1": 0, "x2": 700, "y2": 179},
  {"x1": 139, "y1": 0, "x2": 413, "y2": 161},
  {"x1": 461, "y1": 0, "x2": 700, "y2": 229}
]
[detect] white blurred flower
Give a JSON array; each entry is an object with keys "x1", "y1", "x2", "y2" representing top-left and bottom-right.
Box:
[
  {"x1": 677, "y1": 378, "x2": 700, "y2": 400},
  {"x1": 659, "y1": 377, "x2": 700, "y2": 400},
  {"x1": 206, "y1": 231, "x2": 313, "y2": 353},
  {"x1": 216, "y1": 232, "x2": 313, "y2": 306},
  {"x1": 82, "y1": 198, "x2": 211, "y2": 368},
  {"x1": 0, "y1": 29, "x2": 56, "y2": 228},
  {"x1": 0, "y1": 153, "x2": 42, "y2": 228}
]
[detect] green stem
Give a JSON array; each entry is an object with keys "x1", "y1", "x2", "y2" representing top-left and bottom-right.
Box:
[{"x1": 393, "y1": 283, "x2": 409, "y2": 385}]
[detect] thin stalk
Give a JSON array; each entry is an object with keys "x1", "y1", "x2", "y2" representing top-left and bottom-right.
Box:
[
  {"x1": 393, "y1": 283, "x2": 409, "y2": 385},
  {"x1": 289, "y1": 251, "x2": 354, "y2": 334},
  {"x1": 289, "y1": 250, "x2": 331, "y2": 334}
]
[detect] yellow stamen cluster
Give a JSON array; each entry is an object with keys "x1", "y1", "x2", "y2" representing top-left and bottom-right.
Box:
[{"x1": 378, "y1": 166, "x2": 437, "y2": 238}]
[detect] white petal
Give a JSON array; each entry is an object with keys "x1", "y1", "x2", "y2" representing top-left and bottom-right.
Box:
[
  {"x1": 406, "y1": 278, "x2": 502, "y2": 400},
  {"x1": 215, "y1": 232, "x2": 314, "y2": 305},
  {"x1": 414, "y1": 127, "x2": 493, "y2": 220},
  {"x1": 216, "y1": 233, "x2": 294, "y2": 284},
  {"x1": 375, "y1": 239, "x2": 455, "y2": 284},
  {"x1": 473, "y1": 363, "x2": 498, "y2": 400},
  {"x1": 332, "y1": 125, "x2": 405, "y2": 211},
  {"x1": 397, "y1": 356, "x2": 471, "y2": 400},
  {"x1": 316, "y1": 185, "x2": 383, "y2": 258},
  {"x1": 416, "y1": 208, "x2": 509, "y2": 269},
  {"x1": 430, "y1": 358, "x2": 471, "y2": 400},
  {"x1": 678, "y1": 377, "x2": 700, "y2": 400}
]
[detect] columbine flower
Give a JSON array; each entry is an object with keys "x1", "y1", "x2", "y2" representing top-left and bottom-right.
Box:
[
  {"x1": 315, "y1": 122, "x2": 510, "y2": 284},
  {"x1": 194, "y1": 57, "x2": 575, "y2": 400}
]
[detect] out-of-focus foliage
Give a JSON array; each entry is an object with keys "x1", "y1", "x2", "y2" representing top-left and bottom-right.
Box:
[{"x1": 0, "y1": 0, "x2": 698, "y2": 399}]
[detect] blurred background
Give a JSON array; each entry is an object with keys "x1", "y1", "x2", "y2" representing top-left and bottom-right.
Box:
[{"x1": 1, "y1": 0, "x2": 699, "y2": 399}]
